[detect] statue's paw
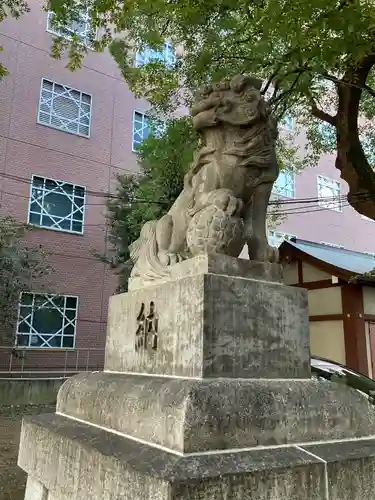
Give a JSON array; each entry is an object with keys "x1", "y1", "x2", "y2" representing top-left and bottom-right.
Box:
[
  {"x1": 158, "y1": 252, "x2": 185, "y2": 266},
  {"x1": 168, "y1": 253, "x2": 179, "y2": 265}
]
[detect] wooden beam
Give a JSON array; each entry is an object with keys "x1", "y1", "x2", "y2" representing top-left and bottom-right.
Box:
[
  {"x1": 310, "y1": 314, "x2": 343, "y2": 322},
  {"x1": 294, "y1": 279, "x2": 342, "y2": 290}
]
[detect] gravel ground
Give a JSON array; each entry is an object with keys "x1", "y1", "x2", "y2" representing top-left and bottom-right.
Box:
[{"x1": 0, "y1": 405, "x2": 55, "y2": 500}]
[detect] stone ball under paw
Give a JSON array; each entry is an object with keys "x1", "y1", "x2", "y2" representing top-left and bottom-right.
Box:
[{"x1": 186, "y1": 205, "x2": 245, "y2": 257}]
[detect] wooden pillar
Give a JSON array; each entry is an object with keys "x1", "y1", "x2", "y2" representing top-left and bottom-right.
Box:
[
  {"x1": 341, "y1": 284, "x2": 368, "y2": 375},
  {"x1": 297, "y1": 259, "x2": 303, "y2": 285}
]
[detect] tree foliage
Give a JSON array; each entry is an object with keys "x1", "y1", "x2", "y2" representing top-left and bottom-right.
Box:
[
  {"x1": 48, "y1": 0, "x2": 375, "y2": 220},
  {"x1": 0, "y1": 0, "x2": 29, "y2": 77},
  {"x1": 106, "y1": 117, "x2": 198, "y2": 291},
  {"x1": 0, "y1": 217, "x2": 51, "y2": 342},
  {"x1": 106, "y1": 116, "x2": 301, "y2": 291}
]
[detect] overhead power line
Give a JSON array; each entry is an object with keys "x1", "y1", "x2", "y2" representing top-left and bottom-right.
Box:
[{"x1": 1, "y1": 170, "x2": 375, "y2": 218}]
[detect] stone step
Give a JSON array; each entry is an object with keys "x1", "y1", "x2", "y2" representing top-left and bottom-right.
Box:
[
  {"x1": 56, "y1": 372, "x2": 375, "y2": 454},
  {"x1": 19, "y1": 412, "x2": 375, "y2": 500}
]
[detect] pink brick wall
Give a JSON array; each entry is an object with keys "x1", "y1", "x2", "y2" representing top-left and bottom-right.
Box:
[{"x1": 0, "y1": 0, "x2": 142, "y2": 369}]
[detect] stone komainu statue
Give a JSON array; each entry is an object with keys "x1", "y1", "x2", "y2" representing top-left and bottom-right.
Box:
[{"x1": 129, "y1": 74, "x2": 279, "y2": 284}]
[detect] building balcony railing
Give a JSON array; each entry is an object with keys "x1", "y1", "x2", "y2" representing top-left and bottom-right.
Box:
[{"x1": 0, "y1": 346, "x2": 105, "y2": 378}]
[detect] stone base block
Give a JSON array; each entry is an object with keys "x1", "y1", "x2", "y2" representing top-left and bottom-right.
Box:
[
  {"x1": 128, "y1": 253, "x2": 284, "y2": 290},
  {"x1": 19, "y1": 413, "x2": 375, "y2": 500},
  {"x1": 106, "y1": 256, "x2": 309, "y2": 379},
  {"x1": 56, "y1": 372, "x2": 375, "y2": 454}
]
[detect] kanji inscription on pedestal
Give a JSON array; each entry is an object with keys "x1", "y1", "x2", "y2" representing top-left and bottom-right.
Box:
[{"x1": 135, "y1": 301, "x2": 158, "y2": 351}]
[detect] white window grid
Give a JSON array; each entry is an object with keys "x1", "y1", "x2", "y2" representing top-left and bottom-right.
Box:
[
  {"x1": 268, "y1": 230, "x2": 296, "y2": 248},
  {"x1": 28, "y1": 175, "x2": 86, "y2": 234},
  {"x1": 273, "y1": 170, "x2": 296, "y2": 198},
  {"x1": 317, "y1": 175, "x2": 342, "y2": 212},
  {"x1": 16, "y1": 293, "x2": 78, "y2": 349},
  {"x1": 132, "y1": 111, "x2": 150, "y2": 151},
  {"x1": 135, "y1": 42, "x2": 176, "y2": 68},
  {"x1": 38, "y1": 78, "x2": 92, "y2": 138},
  {"x1": 46, "y1": 10, "x2": 94, "y2": 47},
  {"x1": 320, "y1": 241, "x2": 344, "y2": 249},
  {"x1": 132, "y1": 111, "x2": 166, "y2": 151}
]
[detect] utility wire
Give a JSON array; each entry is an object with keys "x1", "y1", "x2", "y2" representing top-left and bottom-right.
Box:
[{"x1": 1, "y1": 170, "x2": 374, "y2": 216}]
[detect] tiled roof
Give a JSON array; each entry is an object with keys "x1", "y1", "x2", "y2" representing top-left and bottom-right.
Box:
[{"x1": 281, "y1": 238, "x2": 375, "y2": 277}]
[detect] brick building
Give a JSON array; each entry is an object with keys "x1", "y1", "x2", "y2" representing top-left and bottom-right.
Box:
[
  {"x1": 267, "y1": 141, "x2": 375, "y2": 254},
  {"x1": 0, "y1": 0, "x2": 374, "y2": 374},
  {"x1": 0, "y1": 0, "x2": 152, "y2": 373}
]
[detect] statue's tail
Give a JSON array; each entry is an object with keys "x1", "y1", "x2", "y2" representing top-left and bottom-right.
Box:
[{"x1": 129, "y1": 221, "x2": 171, "y2": 280}]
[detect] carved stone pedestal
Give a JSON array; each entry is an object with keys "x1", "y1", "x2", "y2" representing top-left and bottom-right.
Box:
[{"x1": 18, "y1": 255, "x2": 375, "y2": 500}]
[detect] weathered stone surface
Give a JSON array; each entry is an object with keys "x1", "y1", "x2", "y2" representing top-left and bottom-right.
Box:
[
  {"x1": 24, "y1": 476, "x2": 48, "y2": 500},
  {"x1": 305, "y1": 439, "x2": 375, "y2": 500},
  {"x1": 57, "y1": 372, "x2": 375, "y2": 453},
  {"x1": 128, "y1": 253, "x2": 283, "y2": 290},
  {"x1": 19, "y1": 413, "x2": 327, "y2": 500},
  {"x1": 106, "y1": 271, "x2": 310, "y2": 378},
  {"x1": 129, "y1": 76, "x2": 280, "y2": 290}
]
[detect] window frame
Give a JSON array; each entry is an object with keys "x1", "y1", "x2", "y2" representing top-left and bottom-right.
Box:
[
  {"x1": 132, "y1": 109, "x2": 150, "y2": 152},
  {"x1": 37, "y1": 77, "x2": 93, "y2": 138},
  {"x1": 272, "y1": 169, "x2": 296, "y2": 199},
  {"x1": 27, "y1": 174, "x2": 86, "y2": 235},
  {"x1": 16, "y1": 292, "x2": 79, "y2": 349},
  {"x1": 46, "y1": 10, "x2": 96, "y2": 48},
  {"x1": 317, "y1": 175, "x2": 343, "y2": 213},
  {"x1": 132, "y1": 110, "x2": 166, "y2": 152}
]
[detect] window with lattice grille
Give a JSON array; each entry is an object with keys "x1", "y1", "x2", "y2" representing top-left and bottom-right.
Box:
[
  {"x1": 132, "y1": 111, "x2": 150, "y2": 150},
  {"x1": 273, "y1": 170, "x2": 296, "y2": 198},
  {"x1": 28, "y1": 175, "x2": 86, "y2": 234},
  {"x1": 16, "y1": 293, "x2": 78, "y2": 348},
  {"x1": 132, "y1": 111, "x2": 166, "y2": 151},
  {"x1": 46, "y1": 10, "x2": 94, "y2": 47},
  {"x1": 317, "y1": 175, "x2": 342, "y2": 212},
  {"x1": 268, "y1": 230, "x2": 296, "y2": 248},
  {"x1": 135, "y1": 43, "x2": 175, "y2": 68},
  {"x1": 38, "y1": 79, "x2": 92, "y2": 137}
]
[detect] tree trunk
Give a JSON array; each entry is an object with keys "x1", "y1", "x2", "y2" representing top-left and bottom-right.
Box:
[{"x1": 335, "y1": 56, "x2": 375, "y2": 219}]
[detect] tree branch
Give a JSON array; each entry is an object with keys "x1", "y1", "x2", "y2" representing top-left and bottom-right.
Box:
[
  {"x1": 311, "y1": 104, "x2": 337, "y2": 126},
  {"x1": 317, "y1": 71, "x2": 375, "y2": 99},
  {"x1": 261, "y1": 63, "x2": 283, "y2": 96}
]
